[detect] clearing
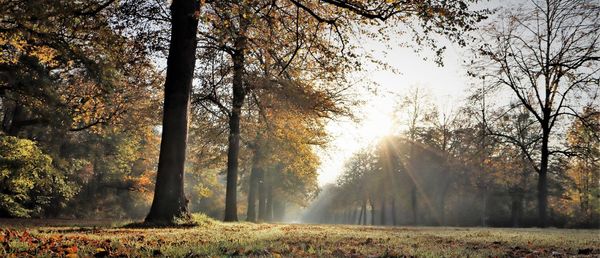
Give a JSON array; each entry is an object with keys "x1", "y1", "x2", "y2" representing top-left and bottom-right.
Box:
[{"x1": 0, "y1": 215, "x2": 598, "y2": 257}]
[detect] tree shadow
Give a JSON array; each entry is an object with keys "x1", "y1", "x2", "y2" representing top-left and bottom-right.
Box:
[{"x1": 121, "y1": 220, "x2": 199, "y2": 229}]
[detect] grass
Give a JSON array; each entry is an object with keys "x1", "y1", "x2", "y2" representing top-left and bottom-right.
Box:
[{"x1": 0, "y1": 215, "x2": 598, "y2": 257}]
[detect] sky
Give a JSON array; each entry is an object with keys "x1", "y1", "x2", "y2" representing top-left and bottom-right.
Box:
[
  {"x1": 314, "y1": 0, "x2": 519, "y2": 186},
  {"x1": 316, "y1": 34, "x2": 474, "y2": 186}
]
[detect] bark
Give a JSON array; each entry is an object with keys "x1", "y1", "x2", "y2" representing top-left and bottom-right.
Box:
[
  {"x1": 145, "y1": 0, "x2": 198, "y2": 225},
  {"x1": 538, "y1": 127, "x2": 550, "y2": 227},
  {"x1": 224, "y1": 30, "x2": 247, "y2": 222}
]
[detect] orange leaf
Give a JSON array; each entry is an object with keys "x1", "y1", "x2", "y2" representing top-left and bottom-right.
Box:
[{"x1": 66, "y1": 246, "x2": 79, "y2": 254}]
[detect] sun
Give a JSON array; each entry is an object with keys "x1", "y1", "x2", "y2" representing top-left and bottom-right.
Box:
[
  {"x1": 317, "y1": 105, "x2": 395, "y2": 185},
  {"x1": 357, "y1": 109, "x2": 394, "y2": 143}
]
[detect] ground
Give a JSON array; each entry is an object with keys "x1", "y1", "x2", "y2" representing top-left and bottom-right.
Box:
[{"x1": 0, "y1": 215, "x2": 598, "y2": 257}]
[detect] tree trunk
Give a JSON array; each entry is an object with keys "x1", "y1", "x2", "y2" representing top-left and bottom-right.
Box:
[
  {"x1": 439, "y1": 180, "x2": 450, "y2": 226},
  {"x1": 2, "y1": 100, "x2": 16, "y2": 134},
  {"x1": 481, "y1": 188, "x2": 487, "y2": 227},
  {"x1": 358, "y1": 201, "x2": 365, "y2": 225},
  {"x1": 145, "y1": 0, "x2": 198, "y2": 225},
  {"x1": 362, "y1": 198, "x2": 367, "y2": 225},
  {"x1": 257, "y1": 169, "x2": 267, "y2": 221},
  {"x1": 344, "y1": 209, "x2": 350, "y2": 224},
  {"x1": 265, "y1": 173, "x2": 273, "y2": 222},
  {"x1": 411, "y1": 186, "x2": 418, "y2": 225},
  {"x1": 439, "y1": 194, "x2": 446, "y2": 226},
  {"x1": 7, "y1": 103, "x2": 26, "y2": 136},
  {"x1": 510, "y1": 192, "x2": 522, "y2": 227},
  {"x1": 538, "y1": 128, "x2": 550, "y2": 227},
  {"x1": 370, "y1": 197, "x2": 375, "y2": 225},
  {"x1": 224, "y1": 32, "x2": 247, "y2": 222},
  {"x1": 246, "y1": 144, "x2": 262, "y2": 222},
  {"x1": 391, "y1": 196, "x2": 397, "y2": 226},
  {"x1": 380, "y1": 193, "x2": 386, "y2": 225},
  {"x1": 349, "y1": 206, "x2": 357, "y2": 224}
]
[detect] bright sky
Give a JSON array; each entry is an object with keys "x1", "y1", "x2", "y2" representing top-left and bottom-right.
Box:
[
  {"x1": 315, "y1": 0, "x2": 517, "y2": 186},
  {"x1": 317, "y1": 34, "x2": 472, "y2": 186}
]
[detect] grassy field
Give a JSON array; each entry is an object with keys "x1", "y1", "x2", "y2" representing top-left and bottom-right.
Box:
[{"x1": 0, "y1": 215, "x2": 598, "y2": 257}]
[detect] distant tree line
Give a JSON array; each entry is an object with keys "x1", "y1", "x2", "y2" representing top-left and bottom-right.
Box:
[
  {"x1": 305, "y1": 0, "x2": 599, "y2": 228},
  {"x1": 303, "y1": 84, "x2": 598, "y2": 228}
]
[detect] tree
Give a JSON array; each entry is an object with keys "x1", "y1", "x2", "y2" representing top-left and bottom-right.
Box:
[
  {"x1": 243, "y1": 76, "x2": 340, "y2": 222},
  {"x1": 0, "y1": 136, "x2": 76, "y2": 217},
  {"x1": 564, "y1": 107, "x2": 600, "y2": 226},
  {"x1": 475, "y1": 0, "x2": 600, "y2": 227},
  {"x1": 1, "y1": 0, "x2": 164, "y2": 219},
  {"x1": 392, "y1": 86, "x2": 436, "y2": 225},
  {"x1": 145, "y1": 0, "x2": 200, "y2": 224},
  {"x1": 194, "y1": 0, "x2": 356, "y2": 221}
]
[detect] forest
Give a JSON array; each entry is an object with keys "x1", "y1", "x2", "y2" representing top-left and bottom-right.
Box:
[{"x1": 0, "y1": 0, "x2": 598, "y2": 256}]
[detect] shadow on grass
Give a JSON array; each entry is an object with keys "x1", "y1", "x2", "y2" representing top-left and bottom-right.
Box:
[
  {"x1": 121, "y1": 213, "x2": 218, "y2": 229},
  {"x1": 121, "y1": 221, "x2": 199, "y2": 229}
]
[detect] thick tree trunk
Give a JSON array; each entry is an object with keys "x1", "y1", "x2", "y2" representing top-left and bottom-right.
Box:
[
  {"x1": 224, "y1": 34, "x2": 247, "y2": 222},
  {"x1": 145, "y1": 0, "x2": 198, "y2": 225},
  {"x1": 538, "y1": 128, "x2": 550, "y2": 227}
]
